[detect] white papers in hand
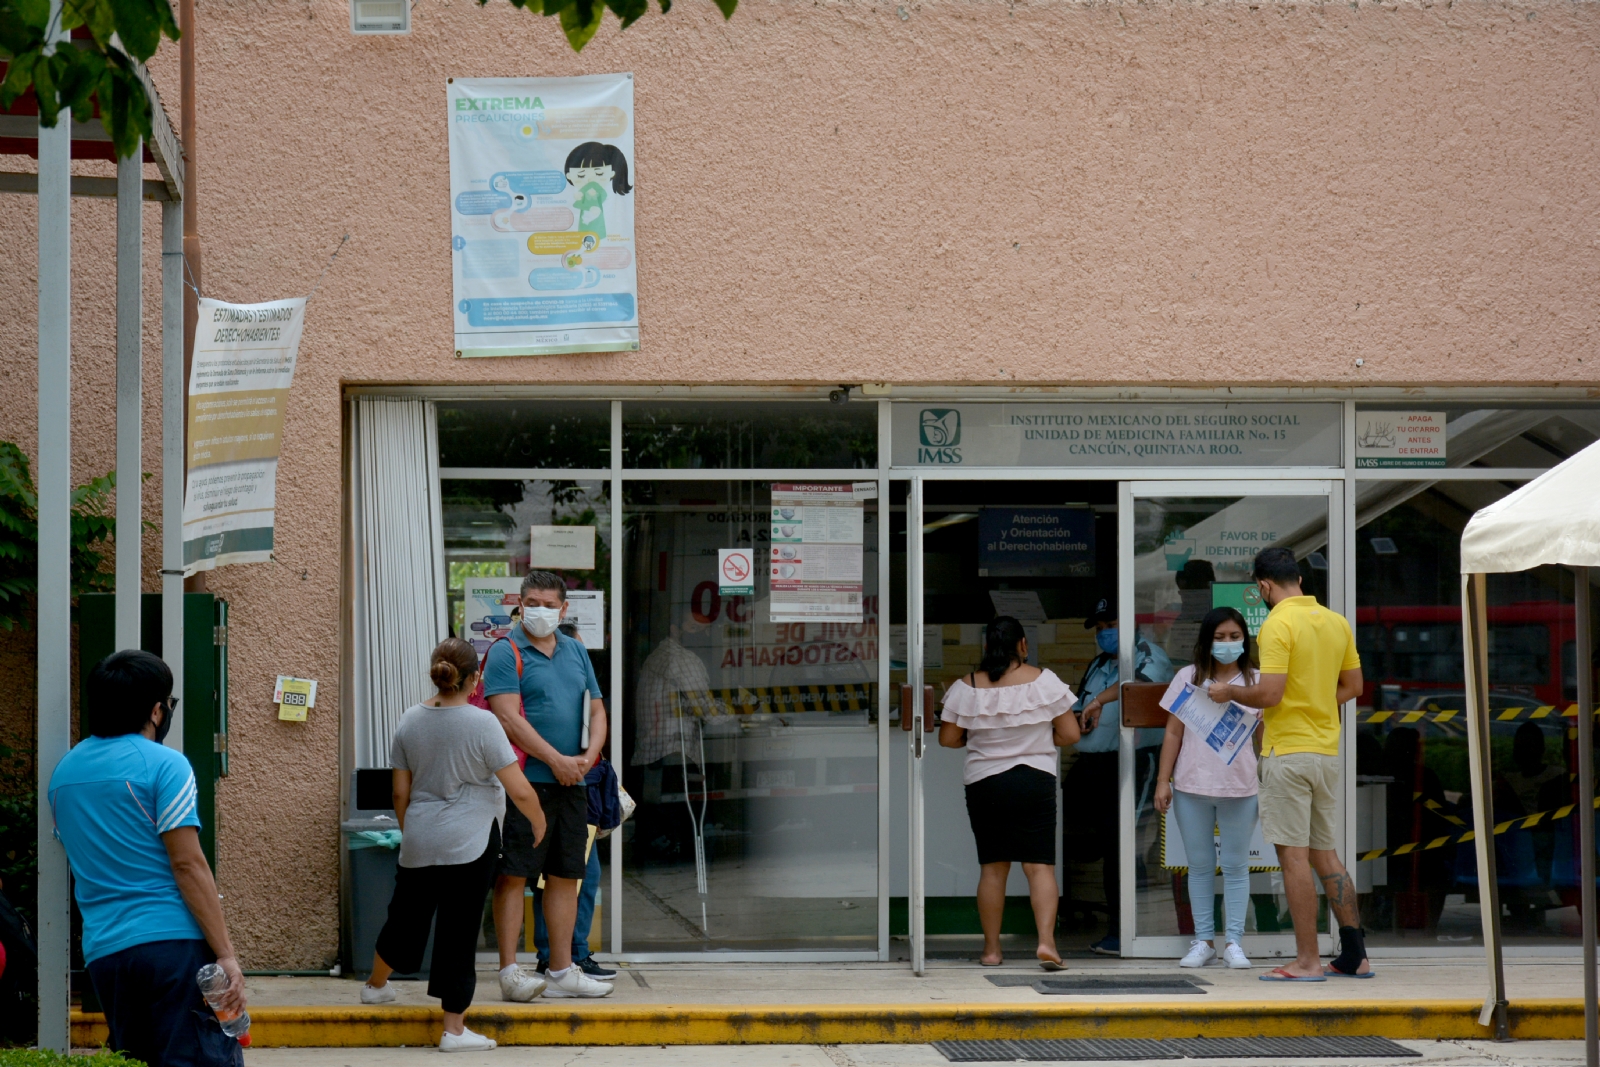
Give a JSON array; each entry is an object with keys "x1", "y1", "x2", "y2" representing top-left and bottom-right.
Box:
[{"x1": 1167, "y1": 682, "x2": 1257, "y2": 766}]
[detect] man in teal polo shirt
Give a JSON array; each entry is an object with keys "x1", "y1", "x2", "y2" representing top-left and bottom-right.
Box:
[{"x1": 483, "y1": 571, "x2": 611, "y2": 1000}]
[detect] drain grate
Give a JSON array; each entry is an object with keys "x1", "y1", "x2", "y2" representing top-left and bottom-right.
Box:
[
  {"x1": 1013, "y1": 1038, "x2": 1178, "y2": 1060},
  {"x1": 984, "y1": 974, "x2": 1209, "y2": 996},
  {"x1": 1169, "y1": 1036, "x2": 1421, "y2": 1058},
  {"x1": 932, "y1": 1035, "x2": 1421, "y2": 1061}
]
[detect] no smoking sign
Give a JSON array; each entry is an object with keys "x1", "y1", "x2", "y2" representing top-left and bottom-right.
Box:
[{"x1": 718, "y1": 548, "x2": 755, "y2": 595}]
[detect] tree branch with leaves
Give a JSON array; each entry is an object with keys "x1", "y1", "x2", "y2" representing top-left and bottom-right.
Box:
[
  {"x1": 0, "y1": 0, "x2": 179, "y2": 159},
  {"x1": 0, "y1": 0, "x2": 736, "y2": 161}
]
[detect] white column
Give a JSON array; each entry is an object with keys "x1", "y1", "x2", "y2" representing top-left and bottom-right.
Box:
[
  {"x1": 116, "y1": 142, "x2": 144, "y2": 652},
  {"x1": 162, "y1": 200, "x2": 185, "y2": 747},
  {"x1": 35, "y1": 70, "x2": 74, "y2": 1052}
]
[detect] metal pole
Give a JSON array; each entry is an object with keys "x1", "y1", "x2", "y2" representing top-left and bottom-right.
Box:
[
  {"x1": 179, "y1": 0, "x2": 204, "y2": 594},
  {"x1": 162, "y1": 200, "x2": 185, "y2": 747},
  {"x1": 907, "y1": 475, "x2": 924, "y2": 977},
  {"x1": 608, "y1": 399, "x2": 623, "y2": 956},
  {"x1": 876, "y1": 399, "x2": 891, "y2": 963},
  {"x1": 116, "y1": 143, "x2": 144, "y2": 652},
  {"x1": 1573, "y1": 567, "x2": 1595, "y2": 1067},
  {"x1": 35, "y1": 45, "x2": 73, "y2": 1051},
  {"x1": 1463, "y1": 572, "x2": 1509, "y2": 1039}
]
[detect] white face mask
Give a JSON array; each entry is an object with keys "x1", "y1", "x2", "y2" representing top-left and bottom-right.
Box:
[{"x1": 522, "y1": 606, "x2": 562, "y2": 638}]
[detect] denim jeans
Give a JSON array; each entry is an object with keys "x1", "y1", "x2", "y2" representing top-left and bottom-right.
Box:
[
  {"x1": 1171, "y1": 790, "x2": 1258, "y2": 945},
  {"x1": 534, "y1": 836, "x2": 602, "y2": 962}
]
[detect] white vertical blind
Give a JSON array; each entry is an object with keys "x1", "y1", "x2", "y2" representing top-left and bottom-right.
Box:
[{"x1": 351, "y1": 397, "x2": 447, "y2": 767}]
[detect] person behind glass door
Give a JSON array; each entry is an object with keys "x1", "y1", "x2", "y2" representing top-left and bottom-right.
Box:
[
  {"x1": 1152, "y1": 608, "x2": 1262, "y2": 971},
  {"x1": 361, "y1": 638, "x2": 549, "y2": 1052},
  {"x1": 1208, "y1": 547, "x2": 1368, "y2": 981},
  {"x1": 939, "y1": 616, "x2": 1081, "y2": 970},
  {"x1": 1062, "y1": 597, "x2": 1174, "y2": 957}
]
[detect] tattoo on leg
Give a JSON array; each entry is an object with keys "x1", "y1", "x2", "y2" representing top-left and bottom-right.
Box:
[{"x1": 1319, "y1": 869, "x2": 1355, "y2": 911}]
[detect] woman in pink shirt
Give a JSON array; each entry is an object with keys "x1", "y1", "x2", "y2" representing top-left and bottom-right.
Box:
[
  {"x1": 1153, "y1": 607, "x2": 1262, "y2": 970},
  {"x1": 940, "y1": 617, "x2": 1081, "y2": 970}
]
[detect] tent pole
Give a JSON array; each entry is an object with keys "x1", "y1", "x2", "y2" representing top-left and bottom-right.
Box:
[
  {"x1": 1463, "y1": 571, "x2": 1509, "y2": 1039},
  {"x1": 1574, "y1": 566, "x2": 1595, "y2": 1067}
]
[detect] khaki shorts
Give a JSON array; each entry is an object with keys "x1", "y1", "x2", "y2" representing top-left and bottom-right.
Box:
[{"x1": 1258, "y1": 752, "x2": 1340, "y2": 850}]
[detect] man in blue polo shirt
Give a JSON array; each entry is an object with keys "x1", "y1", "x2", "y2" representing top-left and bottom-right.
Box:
[
  {"x1": 49, "y1": 651, "x2": 247, "y2": 1067},
  {"x1": 483, "y1": 570, "x2": 612, "y2": 1000}
]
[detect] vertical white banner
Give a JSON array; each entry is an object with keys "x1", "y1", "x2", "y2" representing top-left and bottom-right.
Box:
[
  {"x1": 181, "y1": 297, "x2": 305, "y2": 575},
  {"x1": 449, "y1": 74, "x2": 638, "y2": 357}
]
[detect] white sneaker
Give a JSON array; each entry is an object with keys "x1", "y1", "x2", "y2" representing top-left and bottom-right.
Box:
[
  {"x1": 498, "y1": 965, "x2": 547, "y2": 1002},
  {"x1": 542, "y1": 966, "x2": 614, "y2": 998},
  {"x1": 360, "y1": 982, "x2": 397, "y2": 1004},
  {"x1": 439, "y1": 1026, "x2": 496, "y2": 1052},
  {"x1": 1178, "y1": 941, "x2": 1217, "y2": 968},
  {"x1": 1222, "y1": 942, "x2": 1252, "y2": 969}
]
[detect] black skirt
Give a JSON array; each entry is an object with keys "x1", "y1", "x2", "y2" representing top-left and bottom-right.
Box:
[{"x1": 964, "y1": 764, "x2": 1058, "y2": 866}]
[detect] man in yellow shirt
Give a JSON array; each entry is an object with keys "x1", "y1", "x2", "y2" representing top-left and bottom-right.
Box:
[{"x1": 1209, "y1": 547, "x2": 1368, "y2": 981}]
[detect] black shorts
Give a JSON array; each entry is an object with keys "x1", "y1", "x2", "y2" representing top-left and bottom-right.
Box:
[
  {"x1": 497, "y1": 781, "x2": 589, "y2": 881},
  {"x1": 966, "y1": 765, "x2": 1058, "y2": 866}
]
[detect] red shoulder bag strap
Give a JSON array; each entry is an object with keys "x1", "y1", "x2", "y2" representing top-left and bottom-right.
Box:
[{"x1": 470, "y1": 637, "x2": 528, "y2": 769}]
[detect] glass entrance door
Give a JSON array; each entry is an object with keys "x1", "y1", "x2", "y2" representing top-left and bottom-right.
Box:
[
  {"x1": 898, "y1": 477, "x2": 1121, "y2": 968},
  {"x1": 1118, "y1": 480, "x2": 1343, "y2": 960}
]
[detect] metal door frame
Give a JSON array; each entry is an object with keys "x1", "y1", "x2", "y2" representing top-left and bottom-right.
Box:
[{"x1": 1119, "y1": 479, "x2": 1344, "y2": 960}]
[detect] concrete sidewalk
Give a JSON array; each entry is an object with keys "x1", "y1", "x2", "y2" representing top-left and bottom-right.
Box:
[
  {"x1": 240, "y1": 954, "x2": 1587, "y2": 1008},
  {"x1": 73, "y1": 956, "x2": 1596, "y2": 1047}
]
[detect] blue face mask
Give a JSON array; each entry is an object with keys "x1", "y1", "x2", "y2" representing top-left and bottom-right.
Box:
[
  {"x1": 1096, "y1": 628, "x2": 1119, "y2": 655},
  {"x1": 1212, "y1": 640, "x2": 1245, "y2": 664}
]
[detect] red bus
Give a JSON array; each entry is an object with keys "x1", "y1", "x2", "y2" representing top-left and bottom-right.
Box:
[{"x1": 1355, "y1": 601, "x2": 1579, "y2": 710}]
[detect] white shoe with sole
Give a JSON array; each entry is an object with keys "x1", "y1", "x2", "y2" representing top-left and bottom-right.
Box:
[
  {"x1": 499, "y1": 966, "x2": 547, "y2": 1002},
  {"x1": 1222, "y1": 942, "x2": 1252, "y2": 969},
  {"x1": 1178, "y1": 941, "x2": 1217, "y2": 968},
  {"x1": 360, "y1": 982, "x2": 397, "y2": 1004},
  {"x1": 440, "y1": 1027, "x2": 496, "y2": 1052},
  {"x1": 543, "y1": 966, "x2": 614, "y2": 998}
]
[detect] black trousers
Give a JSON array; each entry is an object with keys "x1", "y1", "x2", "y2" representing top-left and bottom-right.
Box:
[
  {"x1": 375, "y1": 821, "x2": 498, "y2": 1014},
  {"x1": 87, "y1": 938, "x2": 244, "y2": 1067}
]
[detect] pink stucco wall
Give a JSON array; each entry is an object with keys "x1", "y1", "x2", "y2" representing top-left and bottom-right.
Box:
[{"x1": 2, "y1": 0, "x2": 1598, "y2": 965}]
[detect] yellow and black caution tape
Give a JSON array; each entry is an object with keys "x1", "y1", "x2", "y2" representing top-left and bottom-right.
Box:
[
  {"x1": 672, "y1": 684, "x2": 874, "y2": 717},
  {"x1": 1355, "y1": 795, "x2": 1600, "y2": 862},
  {"x1": 1417, "y1": 793, "x2": 1469, "y2": 828},
  {"x1": 1360, "y1": 704, "x2": 1595, "y2": 725}
]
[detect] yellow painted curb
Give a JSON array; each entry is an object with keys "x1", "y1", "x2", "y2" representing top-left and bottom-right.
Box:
[{"x1": 71, "y1": 998, "x2": 1587, "y2": 1047}]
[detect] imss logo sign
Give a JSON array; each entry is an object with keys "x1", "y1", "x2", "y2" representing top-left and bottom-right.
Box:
[{"x1": 918, "y1": 409, "x2": 962, "y2": 464}]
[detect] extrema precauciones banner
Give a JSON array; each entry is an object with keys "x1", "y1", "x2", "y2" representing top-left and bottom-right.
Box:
[
  {"x1": 448, "y1": 74, "x2": 638, "y2": 358},
  {"x1": 181, "y1": 297, "x2": 305, "y2": 575}
]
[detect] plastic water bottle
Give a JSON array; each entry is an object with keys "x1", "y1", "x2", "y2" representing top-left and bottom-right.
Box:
[{"x1": 196, "y1": 963, "x2": 252, "y2": 1046}]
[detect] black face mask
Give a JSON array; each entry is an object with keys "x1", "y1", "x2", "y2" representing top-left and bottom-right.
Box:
[{"x1": 151, "y1": 698, "x2": 176, "y2": 744}]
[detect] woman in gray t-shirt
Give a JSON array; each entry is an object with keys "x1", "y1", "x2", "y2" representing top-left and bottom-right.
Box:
[{"x1": 360, "y1": 638, "x2": 547, "y2": 1052}]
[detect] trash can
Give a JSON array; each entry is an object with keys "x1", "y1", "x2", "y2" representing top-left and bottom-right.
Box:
[{"x1": 344, "y1": 811, "x2": 434, "y2": 978}]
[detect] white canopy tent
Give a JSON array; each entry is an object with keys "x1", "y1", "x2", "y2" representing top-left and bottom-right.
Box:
[{"x1": 1460, "y1": 439, "x2": 1600, "y2": 1057}]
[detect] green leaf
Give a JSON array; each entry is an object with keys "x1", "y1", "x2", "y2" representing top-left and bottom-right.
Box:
[
  {"x1": 656, "y1": 0, "x2": 670, "y2": 13},
  {"x1": 559, "y1": 0, "x2": 602, "y2": 49},
  {"x1": 604, "y1": 0, "x2": 647, "y2": 29},
  {"x1": 710, "y1": 0, "x2": 735, "y2": 18},
  {"x1": 104, "y1": 0, "x2": 162, "y2": 58}
]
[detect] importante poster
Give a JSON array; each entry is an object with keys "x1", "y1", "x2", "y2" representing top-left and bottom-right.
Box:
[{"x1": 448, "y1": 74, "x2": 639, "y2": 357}]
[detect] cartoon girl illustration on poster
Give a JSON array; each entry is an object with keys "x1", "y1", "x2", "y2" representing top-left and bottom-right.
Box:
[{"x1": 565, "y1": 141, "x2": 632, "y2": 243}]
